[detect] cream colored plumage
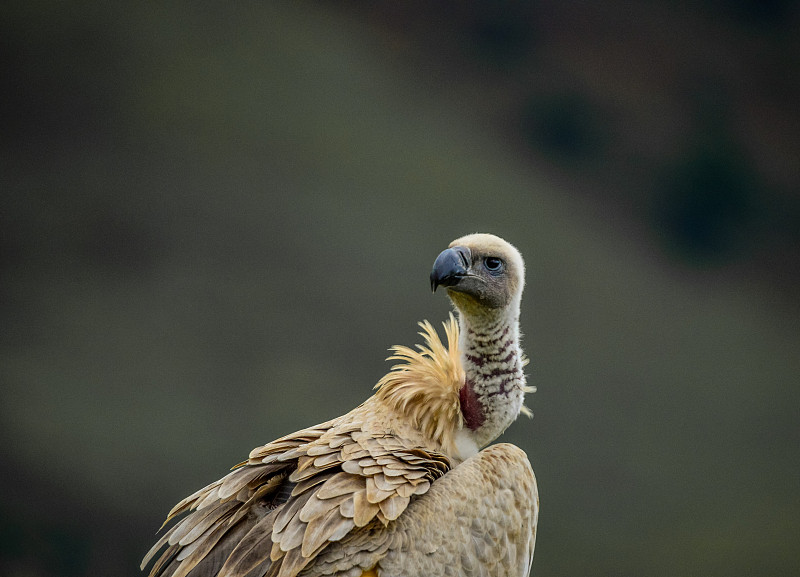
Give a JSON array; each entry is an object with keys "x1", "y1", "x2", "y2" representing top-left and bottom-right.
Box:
[{"x1": 142, "y1": 234, "x2": 539, "y2": 577}]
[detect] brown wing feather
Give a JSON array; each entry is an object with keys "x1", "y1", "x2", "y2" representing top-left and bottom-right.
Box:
[
  {"x1": 217, "y1": 509, "x2": 279, "y2": 577},
  {"x1": 142, "y1": 414, "x2": 452, "y2": 577},
  {"x1": 267, "y1": 419, "x2": 451, "y2": 576}
]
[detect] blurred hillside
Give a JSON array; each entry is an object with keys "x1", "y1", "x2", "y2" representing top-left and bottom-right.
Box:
[{"x1": 1, "y1": 1, "x2": 798, "y2": 576}]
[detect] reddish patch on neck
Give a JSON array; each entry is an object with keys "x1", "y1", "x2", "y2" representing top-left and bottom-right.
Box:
[{"x1": 459, "y1": 380, "x2": 486, "y2": 431}]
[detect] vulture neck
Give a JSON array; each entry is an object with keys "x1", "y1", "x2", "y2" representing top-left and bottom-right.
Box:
[{"x1": 456, "y1": 303, "x2": 526, "y2": 449}]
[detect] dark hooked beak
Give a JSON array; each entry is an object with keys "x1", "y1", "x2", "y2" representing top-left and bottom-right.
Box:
[{"x1": 430, "y1": 246, "x2": 471, "y2": 292}]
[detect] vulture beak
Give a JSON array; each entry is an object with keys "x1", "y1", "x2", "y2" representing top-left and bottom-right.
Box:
[{"x1": 430, "y1": 246, "x2": 471, "y2": 292}]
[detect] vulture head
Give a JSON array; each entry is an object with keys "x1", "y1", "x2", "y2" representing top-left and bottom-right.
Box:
[
  {"x1": 376, "y1": 233, "x2": 529, "y2": 458},
  {"x1": 430, "y1": 233, "x2": 525, "y2": 318}
]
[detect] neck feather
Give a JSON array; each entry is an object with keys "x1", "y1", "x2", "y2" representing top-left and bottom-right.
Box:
[
  {"x1": 373, "y1": 315, "x2": 464, "y2": 458},
  {"x1": 372, "y1": 309, "x2": 530, "y2": 461}
]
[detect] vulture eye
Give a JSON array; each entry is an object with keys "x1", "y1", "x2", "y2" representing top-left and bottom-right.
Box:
[{"x1": 484, "y1": 257, "x2": 504, "y2": 274}]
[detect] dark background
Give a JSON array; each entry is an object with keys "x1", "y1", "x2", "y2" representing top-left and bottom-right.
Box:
[{"x1": 2, "y1": 1, "x2": 799, "y2": 575}]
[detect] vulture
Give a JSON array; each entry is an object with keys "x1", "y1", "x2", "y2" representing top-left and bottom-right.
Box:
[{"x1": 142, "y1": 233, "x2": 539, "y2": 577}]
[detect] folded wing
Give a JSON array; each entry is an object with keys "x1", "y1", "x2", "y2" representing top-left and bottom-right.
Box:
[{"x1": 141, "y1": 418, "x2": 451, "y2": 577}]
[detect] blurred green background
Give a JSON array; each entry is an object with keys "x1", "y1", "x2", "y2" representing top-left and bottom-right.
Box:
[{"x1": 2, "y1": 1, "x2": 799, "y2": 575}]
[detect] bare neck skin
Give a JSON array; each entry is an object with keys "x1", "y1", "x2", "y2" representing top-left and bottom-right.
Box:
[{"x1": 456, "y1": 304, "x2": 526, "y2": 449}]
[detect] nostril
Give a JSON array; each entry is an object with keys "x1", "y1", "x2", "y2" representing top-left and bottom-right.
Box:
[{"x1": 456, "y1": 247, "x2": 471, "y2": 270}]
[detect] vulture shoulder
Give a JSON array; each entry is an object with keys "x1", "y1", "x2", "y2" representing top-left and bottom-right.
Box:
[{"x1": 309, "y1": 443, "x2": 539, "y2": 577}]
